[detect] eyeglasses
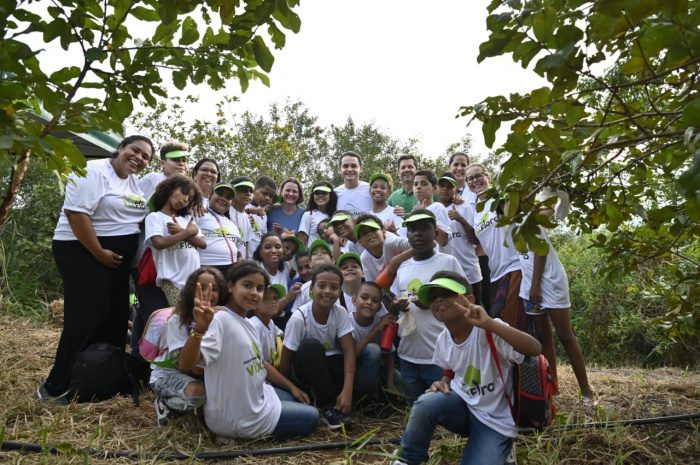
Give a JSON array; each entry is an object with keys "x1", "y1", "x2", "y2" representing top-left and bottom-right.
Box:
[{"x1": 466, "y1": 173, "x2": 485, "y2": 183}]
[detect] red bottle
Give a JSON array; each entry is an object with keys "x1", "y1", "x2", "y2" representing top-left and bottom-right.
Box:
[{"x1": 380, "y1": 322, "x2": 399, "y2": 352}]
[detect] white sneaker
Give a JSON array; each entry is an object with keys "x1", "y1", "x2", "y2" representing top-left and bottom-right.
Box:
[
  {"x1": 154, "y1": 396, "x2": 170, "y2": 426},
  {"x1": 505, "y1": 443, "x2": 517, "y2": 464}
]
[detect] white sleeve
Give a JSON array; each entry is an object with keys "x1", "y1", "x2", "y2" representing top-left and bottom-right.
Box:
[
  {"x1": 198, "y1": 315, "x2": 224, "y2": 366},
  {"x1": 431, "y1": 332, "x2": 449, "y2": 369},
  {"x1": 282, "y1": 312, "x2": 306, "y2": 352},
  {"x1": 434, "y1": 206, "x2": 452, "y2": 237},
  {"x1": 490, "y1": 320, "x2": 526, "y2": 365},
  {"x1": 336, "y1": 307, "x2": 354, "y2": 339},
  {"x1": 165, "y1": 316, "x2": 189, "y2": 353},
  {"x1": 144, "y1": 213, "x2": 166, "y2": 246},
  {"x1": 298, "y1": 211, "x2": 312, "y2": 236},
  {"x1": 62, "y1": 165, "x2": 108, "y2": 215}
]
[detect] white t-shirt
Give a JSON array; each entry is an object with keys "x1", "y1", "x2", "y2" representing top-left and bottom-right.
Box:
[
  {"x1": 339, "y1": 240, "x2": 365, "y2": 255},
  {"x1": 145, "y1": 212, "x2": 203, "y2": 289},
  {"x1": 373, "y1": 206, "x2": 403, "y2": 231},
  {"x1": 426, "y1": 202, "x2": 452, "y2": 254},
  {"x1": 249, "y1": 315, "x2": 284, "y2": 364},
  {"x1": 446, "y1": 203, "x2": 482, "y2": 285},
  {"x1": 350, "y1": 309, "x2": 392, "y2": 351},
  {"x1": 391, "y1": 252, "x2": 465, "y2": 364},
  {"x1": 360, "y1": 233, "x2": 411, "y2": 282},
  {"x1": 247, "y1": 211, "x2": 268, "y2": 260},
  {"x1": 199, "y1": 308, "x2": 281, "y2": 439},
  {"x1": 290, "y1": 280, "x2": 312, "y2": 311},
  {"x1": 196, "y1": 210, "x2": 240, "y2": 266},
  {"x1": 472, "y1": 199, "x2": 521, "y2": 282},
  {"x1": 335, "y1": 182, "x2": 373, "y2": 217},
  {"x1": 433, "y1": 319, "x2": 524, "y2": 438},
  {"x1": 54, "y1": 158, "x2": 147, "y2": 240},
  {"x1": 229, "y1": 208, "x2": 252, "y2": 259},
  {"x1": 259, "y1": 261, "x2": 292, "y2": 289},
  {"x1": 284, "y1": 302, "x2": 354, "y2": 356},
  {"x1": 138, "y1": 171, "x2": 166, "y2": 203},
  {"x1": 298, "y1": 210, "x2": 330, "y2": 244},
  {"x1": 518, "y1": 227, "x2": 570, "y2": 308},
  {"x1": 149, "y1": 313, "x2": 189, "y2": 384}
]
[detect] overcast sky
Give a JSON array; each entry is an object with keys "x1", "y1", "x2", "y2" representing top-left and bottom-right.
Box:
[{"x1": 178, "y1": 0, "x2": 547, "y2": 160}]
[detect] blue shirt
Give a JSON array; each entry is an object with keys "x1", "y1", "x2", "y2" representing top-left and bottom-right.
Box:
[{"x1": 266, "y1": 205, "x2": 305, "y2": 234}]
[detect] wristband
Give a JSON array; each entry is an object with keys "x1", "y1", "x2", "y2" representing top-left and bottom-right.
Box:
[
  {"x1": 189, "y1": 321, "x2": 206, "y2": 337},
  {"x1": 443, "y1": 369, "x2": 455, "y2": 380}
]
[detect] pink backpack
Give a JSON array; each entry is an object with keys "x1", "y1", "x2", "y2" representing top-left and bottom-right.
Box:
[{"x1": 139, "y1": 307, "x2": 174, "y2": 365}]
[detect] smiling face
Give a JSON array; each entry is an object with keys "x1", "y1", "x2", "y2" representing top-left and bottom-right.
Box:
[
  {"x1": 197, "y1": 272, "x2": 221, "y2": 307},
  {"x1": 407, "y1": 219, "x2": 436, "y2": 254},
  {"x1": 310, "y1": 247, "x2": 333, "y2": 267},
  {"x1": 296, "y1": 255, "x2": 313, "y2": 282},
  {"x1": 438, "y1": 180, "x2": 456, "y2": 204},
  {"x1": 398, "y1": 158, "x2": 417, "y2": 184},
  {"x1": 112, "y1": 140, "x2": 152, "y2": 178},
  {"x1": 260, "y1": 236, "x2": 284, "y2": 266},
  {"x1": 257, "y1": 287, "x2": 281, "y2": 319},
  {"x1": 332, "y1": 218, "x2": 353, "y2": 239},
  {"x1": 340, "y1": 155, "x2": 362, "y2": 186},
  {"x1": 356, "y1": 223, "x2": 384, "y2": 250},
  {"x1": 281, "y1": 181, "x2": 300, "y2": 205},
  {"x1": 282, "y1": 240, "x2": 298, "y2": 261},
  {"x1": 413, "y1": 175, "x2": 436, "y2": 202},
  {"x1": 311, "y1": 271, "x2": 342, "y2": 307},
  {"x1": 234, "y1": 186, "x2": 254, "y2": 209},
  {"x1": 449, "y1": 155, "x2": 469, "y2": 185},
  {"x1": 370, "y1": 179, "x2": 391, "y2": 204},
  {"x1": 254, "y1": 186, "x2": 276, "y2": 209},
  {"x1": 465, "y1": 165, "x2": 490, "y2": 195},
  {"x1": 353, "y1": 284, "x2": 382, "y2": 320},
  {"x1": 429, "y1": 288, "x2": 463, "y2": 323},
  {"x1": 313, "y1": 190, "x2": 330, "y2": 208},
  {"x1": 339, "y1": 258, "x2": 363, "y2": 284},
  {"x1": 210, "y1": 188, "x2": 234, "y2": 215},
  {"x1": 228, "y1": 272, "x2": 266, "y2": 313},
  {"x1": 162, "y1": 156, "x2": 188, "y2": 177},
  {"x1": 194, "y1": 161, "x2": 219, "y2": 194}
]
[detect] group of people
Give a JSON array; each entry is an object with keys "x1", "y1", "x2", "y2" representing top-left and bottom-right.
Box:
[{"x1": 38, "y1": 134, "x2": 595, "y2": 464}]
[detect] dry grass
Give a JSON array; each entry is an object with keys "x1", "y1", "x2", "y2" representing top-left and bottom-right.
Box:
[{"x1": 1, "y1": 312, "x2": 699, "y2": 464}]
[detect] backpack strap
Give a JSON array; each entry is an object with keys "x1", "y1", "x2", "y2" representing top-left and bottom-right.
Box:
[{"x1": 485, "y1": 330, "x2": 515, "y2": 419}]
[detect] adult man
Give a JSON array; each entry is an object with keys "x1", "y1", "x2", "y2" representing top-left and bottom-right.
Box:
[
  {"x1": 334, "y1": 151, "x2": 373, "y2": 217},
  {"x1": 388, "y1": 155, "x2": 419, "y2": 214}
]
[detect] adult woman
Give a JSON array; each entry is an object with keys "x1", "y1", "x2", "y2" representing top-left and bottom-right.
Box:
[
  {"x1": 192, "y1": 158, "x2": 221, "y2": 208},
  {"x1": 266, "y1": 178, "x2": 305, "y2": 235},
  {"x1": 196, "y1": 182, "x2": 241, "y2": 275},
  {"x1": 39, "y1": 135, "x2": 154, "y2": 403}
]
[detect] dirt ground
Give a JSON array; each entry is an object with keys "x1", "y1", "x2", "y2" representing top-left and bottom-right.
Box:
[{"x1": 0, "y1": 313, "x2": 698, "y2": 464}]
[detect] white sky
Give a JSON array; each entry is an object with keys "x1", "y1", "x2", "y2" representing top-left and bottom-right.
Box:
[{"x1": 180, "y1": 0, "x2": 547, "y2": 159}]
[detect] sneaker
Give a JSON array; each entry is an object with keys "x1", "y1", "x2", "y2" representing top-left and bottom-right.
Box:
[
  {"x1": 154, "y1": 396, "x2": 170, "y2": 426},
  {"x1": 582, "y1": 396, "x2": 598, "y2": 408},
  {"x1": 35, "y1": 383, "x2": 70, "y2": 406},
  {"x1": 505, "y1": 443, "x2": 517, "y2": 465},
  {"x1": 321, "y1": 407, "x2": 351, "y2": 430}
]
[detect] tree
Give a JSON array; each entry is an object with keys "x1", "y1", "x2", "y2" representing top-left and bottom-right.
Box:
[
  {"x1": 0, "y1": 0, "x2": 301, "y2": 226},
  {"x1": 461, "y1": 0, "x2": 699, "y2": 344}
]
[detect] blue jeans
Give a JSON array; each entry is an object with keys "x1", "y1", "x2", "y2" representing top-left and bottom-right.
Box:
[
  {"x1": 398, "y1": 359, "x2": 443, "y2": 403},
  {"x1": 398, "y1": 391, "x2": 513, "y2": 465},
  {"x1": 357, "y1": 343, "x2": 382, "y2": 399},
  {"x1": 271, "y1": 387, "x2": 319, "y2": 440}
]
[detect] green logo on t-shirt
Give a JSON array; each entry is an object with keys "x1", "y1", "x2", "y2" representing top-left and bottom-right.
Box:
[
  {"x1": 245, "y1": 341, "x2": 265, "y2": 376},
  {"x1": 123, "y1": 193, "x2": 146, "y2": 210},
  {"x1": 407, "y1": 278, "x2": 423, "y2": 297},
  {"x1": 463, "y1": 365, "x2": 481, "y2": 387}
]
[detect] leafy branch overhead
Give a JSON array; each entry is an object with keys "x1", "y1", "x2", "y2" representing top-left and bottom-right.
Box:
[
  {"x1": 0, "y1": 0, "x2": 300, "y2": 224},
  {"x1": 462, "y1": 0, "x2": 699, "y2": 341}
]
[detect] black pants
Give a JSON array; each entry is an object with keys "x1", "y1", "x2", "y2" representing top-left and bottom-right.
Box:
[
  {"x1": 478, "y1": 255, "x2": 492, "y2": 312},
  {"x1": 293, "y1": 338, "x2": 375, "y2": 408},
  {"x1": 45, "y1": 235, "x2": 138, "y2": 396},
  {"x1": 129, "y1": 273, "x2": 169, "y2": 358}
]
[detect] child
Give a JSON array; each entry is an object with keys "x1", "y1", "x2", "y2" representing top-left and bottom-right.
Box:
[
  {"x1": 288, "y1": 239, "x2": 335, "y2": 312},
  {"x1": 249, "y1": 284, "x2": 286, "y2": 368},
  {"x1": 145, "y1": 175, "x2": 206, "y2": 306},
  {"x1": 336, "y1": 252, "x2": 364, "y2": 313},
  {"x1": 229, "y1": 176, "x2": 255, "y2": 259},
  {"x1": 328, "y1": 210, "x2": 364, "y2": 257},
  {"x1": 278, "y1": 251, "x2": 313, "y2": 329},
  {"x1": 299, "y1": 181, "x2": 337, "y2": 245},
  {"x1": 177, "y1": 260, "x2": 318, "y2": 440},
  {"x1": 280, "y1": 264, "x2": 373, "y2": 430},
  {"x1": 412, "y1": 169, "x2": 451, "y2": 250},
  {"x1": 246, "y1": 176, "x2": 277, "y2": 257},
  {"x1": 151, "y1": 267, "x2": 224, "y2": 426},
  {"x1": 437, "y1": 173, "x2": 483, "y2": 304},
  {"x1": 350, "y1": 281, "x2": 397, "y2": 404},
  {"x1": 369, "y1": 173, "x2": 403, "y2": 233},
  {"x1": 253, "y1": 232, "x2": 296, "y2": 311},
  {"x1": 390, "y1": 209, "x2": 466, "y2": 402},
  {"x1": 354, "y1": 213, "x2": 411, "y2": 282},
  {"x1": 393, "y1": 271, "x2": 541, "y2": 465},
  {"x1": 197, "y1": 182, "x2": 241, "y2": 275}
]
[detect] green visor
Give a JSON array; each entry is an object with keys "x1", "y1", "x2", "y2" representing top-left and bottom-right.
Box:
[
  {"x1": 268, "y1": 284, "x2": 287, "y2": 298},
  {"x1": 164, "y1": 150, "x2": 190, "y2": 159},
  {"x1": 353, "y1": 220, "x2": 382, "y2": 239},
  {"x1": 416, "y1": 278, "x2": 469, "y2": 307},
  {"x1": 308, "y1": 239, "x2": 332, "y2": 256},
  {"x1": 281, "y1": 235, "x2": 305, "y2": 252},
  {"x1": 313, "y1": 185, "x2": 333, "y2": 194},
  {"x1": 213, "y1": 182, "x2": 235, "y2": 194},
  {"x1": 369, "y1": 173, "x2": 391, "y2": 186},
  {"x1": 234, "y1": 180, "x2": 255, "y2": 190},
  {"x1": 336, "y1": 252, "x2": 362, "y2": 269},
  {"x1": 402, "y1": 212, "x2": 436, "y2": 227},
  {"x1": 329, "y1": 213, "x2": 351, "y2": 225},
  {"x1": 438, "y1": 176, "x2": 457, "y2": 187}
]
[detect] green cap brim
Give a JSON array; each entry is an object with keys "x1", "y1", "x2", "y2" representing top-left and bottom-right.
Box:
[
  {"x1": 268, "y1": 284, "x2": 287, "y2": 298},
  {"x1": 234, "y1": 181, "x2": 255, "y2": 190},
  {"x1": 370, "y1": 173, "x2": 391, "y2": 187},
  {"x1": 329, "y1": 213, "x2": 351, "y2": 225},
  {"x1": 164, "y1": 150, "x2": 190, "y2": 159},
  {"x1": 438, "y1": 176, "x2": 457, "y2": 187},
  {"x1": 213, "y1": 182, "x2": 235, "y2": 194},
  {"x1": 353, "y1": 220, "x2": 382, "y2": 239},
  {"x1": 336, "y1": 252, "x2": 362, "y2": 269},
  {"x1": 416, "y1": 278, "x2": 468, "y2": 307},
  {"x1": 402, "y1": 212, "x2": 436, "y2": 227},
  {"x1": 313, "y1": 185, "x2": 332, "y2": 193},
  {"x1": 282, "y1": 235, "x2": 305, "y2": 252},
  {"x1": 309, "y1": 239, "x2": 332, "y2": 256}
]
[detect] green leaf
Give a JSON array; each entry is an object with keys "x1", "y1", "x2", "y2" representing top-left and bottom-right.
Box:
[
  {"x1": 529, "y1": 87, "x2": 550, "y2": 107},
  {"x1": 565, "y1": 105, "x2": 586, "y2": 126},
  {"x1": 682, "y1": 100, "x2": 700, "y2": 126},
  {"x1": 534, "y1": 125, "x2": 562, "y2": 149},
  {"x1": 131, "y1": 6, "x2": 160, "y2": 21},
  {"x1": 85, "y1": 47, "x2": 107, "y2": 61},
  {"x1": 504, "y1": 191, "x2": 520, "y2": 217},
  {"x1": 49, "y1": 67, "x2": 81, "y2": 83},
  {"x1": 532, "y1": 8, "x2": 555, "y2": 43},
  {"x1": 512, "y1": 118, "x2": 533, "y2": 135},
  {"x1": 158, "y1": 0, "x2": 177, "y2": 25},
  {"x1": 252, "y1": 36, "x2": 274, "y2": 72},
  {"x1": 605, "y1": 204, "x2": 623, "y2": 231},
  {"x1": 482, "y1": 118, "x2": 501, "y2": 148},
  {"x1": 180, "y1": 17, "x2": 199, "y2": 45},
  {"x1": 0, "y1": 136, "x2": 14, "y2": 149},
  {"x1": 273, "y1": 0, "x2": 301, "y2": 33}
]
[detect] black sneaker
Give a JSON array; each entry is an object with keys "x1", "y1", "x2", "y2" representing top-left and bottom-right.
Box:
[
  {"x1": 154, "y1": 396, "x2": 170, "y2": 426},
  {"x1": 321, "y1": 407, "x2": 351, "y2": 430},
  {"x1": 35, "y1": 384, "x2": 70, "y2": 406}
]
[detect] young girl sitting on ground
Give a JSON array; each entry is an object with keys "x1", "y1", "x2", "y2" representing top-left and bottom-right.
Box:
[
  {"x1": 178, "y1": 260, "x2": 318, "y2": 440},
  {"x1": 249, "y1": 284, "x2": 286, "y2": 369},
  {"x1": 393, "y1": 271, "x2": 541, "y2": 465},
  {"x1": 151, "y1": 267, "x2": 225, "y2": 426},
  {"x1": 145, "y1": 175, "x2": 206, "y2": 306},
  {"x1": 280, "y1": 264, "x2": 374, "y2": 430}
]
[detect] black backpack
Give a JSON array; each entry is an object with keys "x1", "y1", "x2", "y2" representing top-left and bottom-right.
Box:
[{"x1": 69, "y1": 343, "x2": 140, "y2": 405}]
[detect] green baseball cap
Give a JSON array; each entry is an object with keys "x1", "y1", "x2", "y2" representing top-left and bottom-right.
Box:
[
  {"x1": 267, "y1": 284, "x2": 287, "y2": 298},
  {"x1": 353, "y1": 219, "x2": 382, "y2": 239},
  {"x1": 234, "y1": 180, "x2": 255, "y2": 190},
  {"x1": 329, "y1": 213, "x2": 351, "y2": 225},
  {"x1": 281, "y1": 235, "x2": 305, "y2": 252},
  {"x1": 438, "y1": 176, "x2": 457, "y2": 187},
  {"x1": 313, "y1": 185, "x2": 333, "y2": 194},
  {"x1": 336, "y1": 252, "x2": 362, "y2": 269},
  {"x1": 213, "y1": 182, "x2": 235, "y2": 194},
  {"x1": 308, "y1": 239, "x2": 332, "y2": 256},
  {"x1": 369, "y1": 173, "x2": 392, "y2": 187},
  {"x1": 402, "y1": 211, "x2": 436, "y2": 227},
  {"x1": 164, "y1": 150, "x2": 190, "y2": 159},
  {"x1": 416, "y1": 278, "x2": 469, "y2": 307}
]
